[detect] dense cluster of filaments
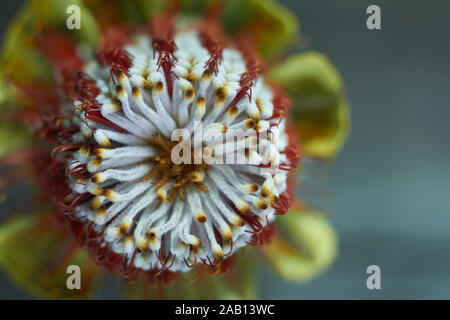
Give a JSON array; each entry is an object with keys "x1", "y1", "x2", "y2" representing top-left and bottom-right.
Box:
[{"x1": 49, "y1": 18, "x2": 299, "y2": 275}]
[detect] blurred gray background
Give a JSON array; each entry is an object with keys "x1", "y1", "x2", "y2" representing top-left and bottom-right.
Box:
[{"x1": 1, "y1": 0, "x2": 449, "y2": 299}]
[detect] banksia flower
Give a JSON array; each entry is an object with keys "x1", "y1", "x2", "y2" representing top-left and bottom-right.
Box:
[{"x1": 0, "y1": 0, "x2": 349, "y2": 299}]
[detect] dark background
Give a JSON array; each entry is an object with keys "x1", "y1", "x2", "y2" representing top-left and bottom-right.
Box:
[{"x1": 1, "y1": 0, "x2": 450, "y2": 299}]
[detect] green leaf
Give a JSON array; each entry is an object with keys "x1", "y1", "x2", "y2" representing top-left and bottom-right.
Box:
[
  {"x1": 0, "y1": 121, "x2": 31, "y2": 158},
  {"x1": 179, "y1": 0, "x2": 214, "y2": 17},
  {"x1": 262, "y1": 209, "x2": 337, "y2": 282},
  {"x1": 268, "y1": 51, "x2": 350, "y2": 158},
  {"x1": 124, "y1": 248, "x2": 258, "y2": 299},
  {"x1": 132, "y1": 0, "x2": 169, "y2": 20},
  {"x1": 222, "y1": 0, "x2": 299, "y2": 60},
  {"x1": 0, "y1": 4, "x2": 53, "y2": 84},
  {"x1": 0, "y1": 213, "x2": 101, "y2": 299},
  {"x1": 32, "y1": 0, "x2": 100, "y2": 45},
  {"x1": 131, "y1": 0, "x2": 214, "y2": 24}
]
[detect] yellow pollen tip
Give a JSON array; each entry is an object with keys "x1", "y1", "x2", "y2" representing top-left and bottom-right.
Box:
[
  {"x1": 125, "y1": 235, "x2": 134, "y2": 244},
  {"x1": 104, "y1": 189, "x2": 119, "y2": 201},
  {"x1": 196, "y1": 97, "x2": 205, "y2": 108},
  {"x1": 111, "y1": 100, "x2": 122, "y2": 112},
  {"x1": 195, "y1": 213, "x2": 207, "y2": 224},
  {"x1": 222, "y1": 229, "x2": 233, "y2": 241},
  {"x1": 255, "y1": 121, "x2": 265, "y2": 132},
  {"x1": 93, "y1": 148, "x2": 108, "y2": 159},
  {"x1": 155, "y1": 81, "x2": 164, "y2": 92},
  {"x1": 156, "y1": 188, "x2": 167, "y2": 202},
  {"x1": 190, "y1": 171, "x2": 205, "y2": 183},
  {"x1": 192, "y1": 237, "x2": 201, "y2": 246},
  {"x1": 261, "y1": 187, "x2": 271, "y2": 198},
  {"x1": 143, "y1": 80, "x2": 153, "y2": 90},
  {"x1": 110, "y1": 227, "x2": 122, "y2": 238},
  {"x1": 256, "y1": 199, "x2": 269, "y2": 210},
  {"x1": 90, "y1": 184, "x2": 104, "y2": 196},
  {"x1": 95, "y1": 207, "x2": 107, "y2": 216},
  {"x1": 234, "y1": 217, "x2": 245, "y2": 227},
  {"x1": 202, "y1": 69, "x2": 212, "y2": 79},
  {"x1": 79, "y1": 146, "x2": 90, "y2": 156},
  {"x1": 270, "y1": 194, "x2": 279, "y2": 203},
  {"x1": 91, "y1": 173, "x2": 102, "y2": 184},
  {"x1": 220, "y1": 124, "x2": 227, "y2": 133},
  {"x1": 238, "y1": 201, "x2": 250, "y2": 214},
  {"x1": 117, "y1": 72, "x2": 127, "y2": 82},
  {"x1": 215, "y1": 87, "x2": 227, "y2": 103},
  {"x1": 89, "y1": 158, "x2": 102, "y2": 168},
  {"x1": 137, "y1": 239, "x2": 148, "y2": 251},
  {"x1": 132, "y1": 86, "x2": 141, "y2": 98},
  {"x1": 120, "y1": 221, "x2": 131, "y2": 234},
  {"x1": 99, "y1": 139, "x2": 111, "y2": 148},
  {"x1": 186, "y1": 72, "x2": 197, "y2": 83},
  {"x1": 89, "y1": 197, "x2": 102, "y2": 211},
  {"x1": 146, "y1": 230, "x2": 158, "y2": 243},
  {"x1": 245, "y1": 118, "x2": 257, "y2": 129},
  {"x1": 116, "y1": 85, "x2": 126, "y2": 96},
  {"x1": 227, "y1": 105, "x2": 238, "y2": 116},
  {"x1": 214, "y1": 250, "x2": 224, "y2": 261},
  {"x1": 184, "y1": 87, "x2": 195, "y2": 99}
]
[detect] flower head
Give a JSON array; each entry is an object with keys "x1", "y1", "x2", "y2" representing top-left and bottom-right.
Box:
[
  {"x1": 0, "y1": 0, "x2": 348, "y2": 299},
  {"x1": 55, "y1": 18, "x2": 299, "y2": 274}
]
